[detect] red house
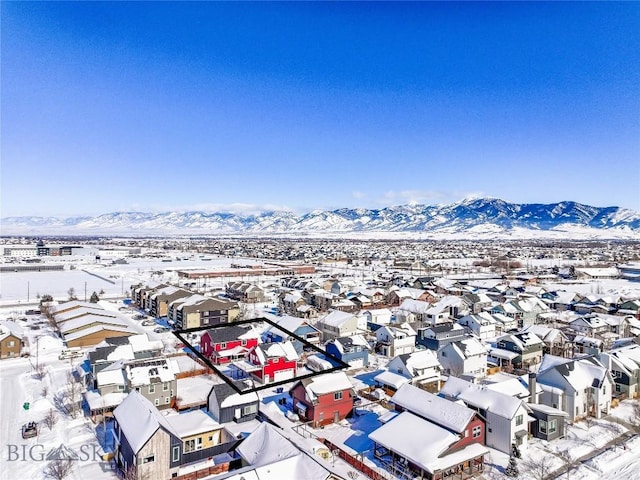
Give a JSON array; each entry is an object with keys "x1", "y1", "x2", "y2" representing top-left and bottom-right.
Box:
[
  {"x1": 246, "y1": 341, "x2": 299, "y2": 383},
  {"x1": 390, "y1": 383, "x2": 485, "y2": 448},
  {"x1": 200, "y1": 326, "x2": 259, "y2": 365},
  {"x1": 289, "y1": 371, "x2": 355, "y2": 427}
]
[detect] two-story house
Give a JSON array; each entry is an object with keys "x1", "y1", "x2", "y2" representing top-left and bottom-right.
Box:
[
  {"x1": 493, "y1": 332, "x2": 545, "y2": 369},
  {"x1": 440, "y1": 376, "x2": 531, "y2": 454},
  {"x1": 200, "y1": 325, "x2": 260, "y2": 365},
  {"x1": 536, "y1": 355, "x2": 613, "y2": 421},
  {"x1": 438, "y1": 337, "x2": 488, "y2": 379},
  {"x1": 290, "y1": 371, "x2": 355, "y2": 427},
  {"x1": 0, "y1": 321, "x2": 24, "y2": 359},
  {"x1": 113, "y1": 391, "x2": 240, "y2": 480},
  {"x1": 316, "y1": 310, "x2": 359, "y2": 341},
  {"x1": 375, "y1": 323, "x2": 417, "y2": 357},
  {"x1": 415, "y1": 322, "x2": 467, "y2": 351},
  {"x1": 384, "y1": 350, "x2": 443, "y2": 392},
  {"x1": 369, "y1": 411, "x2": 488, "y2": 480},
  {"x1": 457, "y1": 312, "x2": 497, "y2": 341},
  {"x1": 207, "y1": 381, "x2": 260, "y2": 424},
  {"x1": 325, "y1": 334, "x2": 370, "y2": 369},
  {"x1": 246, "y1": 341, "x2": 298, "y2": 383},
  {"x1": 263, "y1": 314, "x2": 322, "y2": 353}
]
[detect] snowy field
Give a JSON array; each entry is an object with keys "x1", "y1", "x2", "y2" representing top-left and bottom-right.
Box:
[{"x1": 0, "y1": 255, "x2": 271, "y2": 306}]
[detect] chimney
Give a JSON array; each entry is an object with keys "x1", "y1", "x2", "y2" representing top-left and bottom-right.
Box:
[{"x1": 528, "y1": 372, "x2": 537, "y2": 403}]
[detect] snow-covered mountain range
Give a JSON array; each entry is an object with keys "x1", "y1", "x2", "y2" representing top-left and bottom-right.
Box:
[{"x1": 2, "y1": 199, "x2": 640, "y2": 239}]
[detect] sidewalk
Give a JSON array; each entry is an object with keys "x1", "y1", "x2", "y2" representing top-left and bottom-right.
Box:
[{"x1": 545, "y1": 416, "x2": 637, "y2": 480}]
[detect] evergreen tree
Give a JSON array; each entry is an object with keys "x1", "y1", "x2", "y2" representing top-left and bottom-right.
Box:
[
  {"x1": 505, "y1": 455, "x2": 519, "y2": 477},
  {"x1": 89, "y1": 291, "x2": 100, "y2": 303}
]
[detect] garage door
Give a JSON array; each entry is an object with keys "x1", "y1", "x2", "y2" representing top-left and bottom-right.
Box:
[
  {"x1": 348, "y1": 358, "x2": 364, "y2": 369},
  {"x1": 273, "y1": 369, "x2": 295, "y2": 382}
]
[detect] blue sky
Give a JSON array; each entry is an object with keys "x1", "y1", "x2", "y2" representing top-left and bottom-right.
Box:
[{"x1": 2, "y1": 1, "x2": 639, "y2": 217}]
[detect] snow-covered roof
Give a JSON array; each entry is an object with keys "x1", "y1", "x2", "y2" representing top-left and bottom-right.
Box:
[
  {"x1": 369, "y1": 411, "x2": 489, "y2": 474},
  {"x1": 127, "y1": 359, "x2": 178, "y2": 386},
  {"x1": 127, "y1": 333, "x2": 163, "y2": 353},
  {"x1": 298, "y1": 372, "x2": 353, "y2": 401},
  {"x1": 397, "y1": 299, "x2": 432, "y2": 314},
  {"x1": 96, "y1": 368, "x2": 127, "y2": 387},
  {"x1": 374, "y1": 370, "x2": 410, "y2": 389},
  {"x1": 253, "y1": 341, "x2": 299, "y2": 365},
  {"x1": 59, "y1": 314, "x2": 127, "y2": 334},
  {"x1": 85, "y1": 390, "x2": 127, "y2": 411},
  {"x1": 113, "y1": 390, "x2": 180, "y2": 453},
  {"x1": 237, "y1": 423, "x2": 330, "y2": 480},
  {"x1": 63, "y1": 324, "x2": 133, "y2": 342},
  {"x1": 391, "y1": 383, "x2": 474, "y2": 433},
  {"x1": 320, "y1": 310, "x2": 355, "y2": 327},
  {"x1": 165, "y1": 410, "x2": 221, "y2": 438},
  {"x1": 0, "y1": 321, "x2": 23, "y2": 341},
  {"x1": 538, "y1": 355, "x2": 609, "y2": 392},
  {"x1": 440, "y1": 376, "x2": 527, "y2": 420},
  {"x1": 55, "y1": 307, "x2": 117, "y2": 323}
]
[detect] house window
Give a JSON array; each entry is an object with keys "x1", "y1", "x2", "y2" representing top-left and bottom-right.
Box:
[
  {"x1": 208, "y1": 436, "x2": 213, "y2": 442},
  {"x1": 472, "y1": 426, "x2": 482, "y2": 438},
  {"x1": 539, "y1": 420, "x2": 547, "y2": 434},
  {"x1": 163, "y1": 383, "x2": 169, "y2": 391},
  {"x1": 172, "y1": 446, "x2": 180, "y2": 462},
  {"x1": 196, "y1": 438, "x2": 202, "y2": 450},
  {"x1": 7, "y1": 340, "x2": 15, "y2": 347},
  {"x1": 515, "y1": 415, "x2": 523, "y2": 426},
  {"x1": 154, "y1": 398, "x2": 160, "y2": 406},
  {"x1": 149, "y1": 384, "x2": 155, "y2": 394},
  {"x1": 118, "y1": 385, "x2": 124, "y2": 391},
  {"x1": 165, "y1": 397, "x2": 170, "y2": 404},
  {"x1": 142, "y1": 455, "x2": 155, "y2": 464},
  {"x1": 548, "y1": 419, "x2": 557, "y2": 434},
  {"x1": 184, "y1": 439, "x2": 195, "y2": 453},
  {"x1": 242, "y1": 339, "x2": 247, "y2": 346},
  {"x1": 221, "y1": 342, "x2": 227, "y2": 349},
  {"x1": 334, "y1": 391, "x2": 343, "y2": 401},
  {"x1": 243, "y1": 404, "x2": 257, "y2": 415},
  {"x1": 615, "y1": 384, "x2": 621, "y2": 393}
]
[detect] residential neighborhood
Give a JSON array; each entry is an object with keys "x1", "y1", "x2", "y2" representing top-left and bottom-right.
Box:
[{"x1": 1, "y1": 238, "x2": 640, "y2": 480}]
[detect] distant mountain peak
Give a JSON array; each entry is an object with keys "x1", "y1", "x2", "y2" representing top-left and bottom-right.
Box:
[{"x1": 2, "y1": 198, "x2": 639, "y2": 239}]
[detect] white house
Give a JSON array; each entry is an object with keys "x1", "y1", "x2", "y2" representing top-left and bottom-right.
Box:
[
  {"x1": 438, "y1": 337, "x2": 488, "y2": 379},
  {"x1": 386, "y1": 350, "x2": 443, "y2": 391},
  {"x1": 316, "y1": 310, "x2": 359, "y2": 340},
  {"x1": 457, "y1": 312, "x2": 497, "y2": 340},
  {"x1": 376, "y1": 323, "x2": 417, "y2": 357},
  {"x1": 536, "y1": 355, "x2": 613, "y2": 421}
]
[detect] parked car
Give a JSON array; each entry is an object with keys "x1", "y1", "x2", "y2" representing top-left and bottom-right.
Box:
[
  {"x1": 59, "y1": 348, "x2": 83, "y2": 360},
  {"x1": 154, "y1": 326, "x2": 170, "y2": 333},
  {"x1": 142, "y1": 319, "x2": 156, "y2": 326},
  {"x1": 21, "y1": 422, "x2": 38, "y2": 439}
]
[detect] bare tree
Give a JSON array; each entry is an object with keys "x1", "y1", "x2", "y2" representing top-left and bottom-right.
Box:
[
  {"x1": 41, "y1": 385, "x2": 49, "y2": 397},
  {"x1": 43, "y1": 458, "x2": 73, "y2": 480},
  {"x1": 557, "y1": 449, "x2": 575, "y2": 479},
  {"x1": 65, "y1": 371, "x2": 84, "y2": 418},
  {"x1": 122, "y1": 463, "x2": 150, "y2": 480},
  {"x1": 630, "y1": 400, "x2": 640, "y2": 433},
  {"x1": 522, "y1": 454, "x2": 555, "y2": 480},
  {"x1": 33, "y1": 362, "x2": 48, "y2": 381},
  {"x1": 67, "y1": 288, "x2": 78, "y2": 301},
  {"x1": 43, "y1": 408, "x2": 58, "y2": 430}
]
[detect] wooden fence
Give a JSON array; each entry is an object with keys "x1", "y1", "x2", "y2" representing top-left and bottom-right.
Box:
[{"x1": 320, "y1": 438, "x2": 390, "y2": 480}]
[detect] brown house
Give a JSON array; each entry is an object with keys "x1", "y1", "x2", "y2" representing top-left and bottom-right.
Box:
[{"x1": 0, "y1": 321, "x2": 24, "y2": 359}]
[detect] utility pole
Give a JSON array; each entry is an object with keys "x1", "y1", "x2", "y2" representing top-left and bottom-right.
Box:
[{"x1": 84, "y1": 282, "x2": 87, "y2": 302}]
